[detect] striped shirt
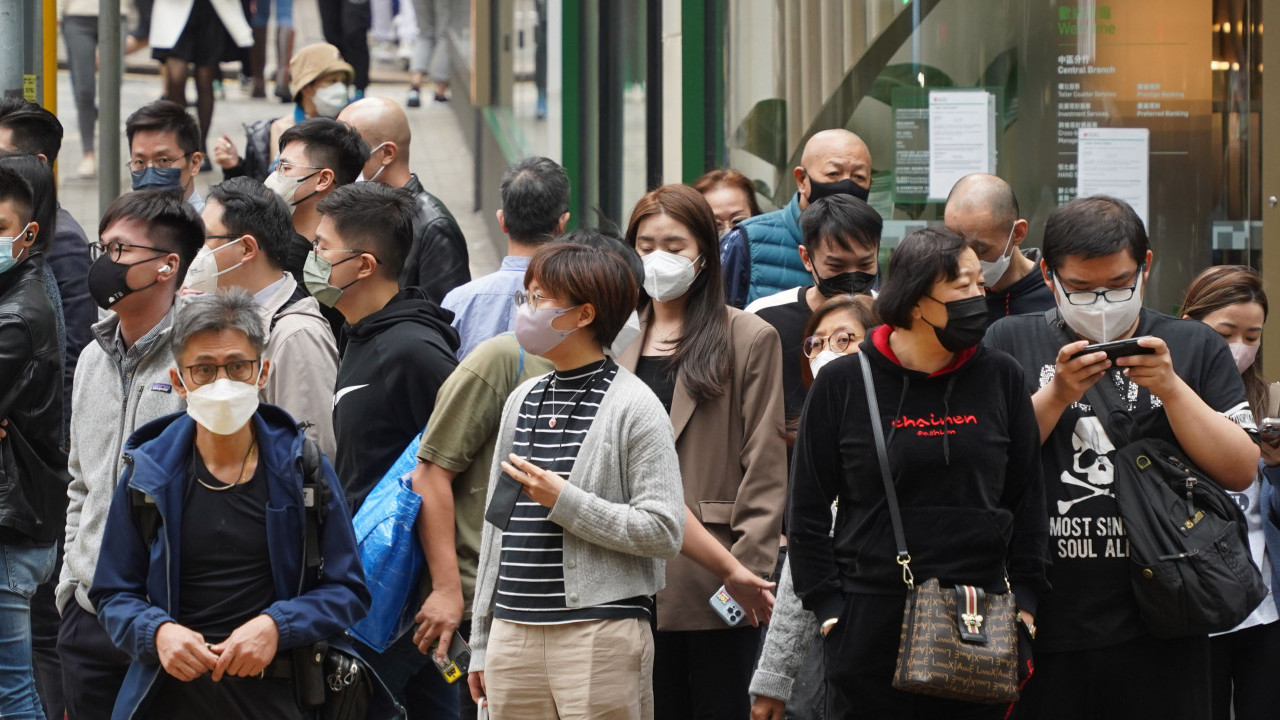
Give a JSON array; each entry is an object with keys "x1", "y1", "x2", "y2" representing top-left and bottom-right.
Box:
[{"x1": 494, "y1": 358, "x2": 652, "y2": 624}]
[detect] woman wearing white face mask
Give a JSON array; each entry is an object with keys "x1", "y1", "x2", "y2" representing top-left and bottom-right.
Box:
[
  {"x1": 89, "y1": 289, "x2": 369, "y2": 720},
  {"x1": 800, "y1": 293, "x2": 879, "y2": 385},
  {"x1": 619, "y1": 184, "x2": 788, "y2": 720},
  {"x1": 213, "y1": 43, "x2": 355, "y2": 183},
  {"x1": 1180, "y1": 265, "x2": 1280, "y2": 720}
]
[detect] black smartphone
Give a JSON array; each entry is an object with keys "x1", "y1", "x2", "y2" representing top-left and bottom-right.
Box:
[{"x1": 1069, "y1": 336, "x2": 1156, "y2": 361}]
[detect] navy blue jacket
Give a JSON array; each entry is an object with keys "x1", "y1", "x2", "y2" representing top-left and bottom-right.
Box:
[{"x1": 90, "y1": 405, "x2": 370, "y2": 720}]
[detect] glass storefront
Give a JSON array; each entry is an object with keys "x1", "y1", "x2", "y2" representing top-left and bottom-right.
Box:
[{"x1": 721, "y1": 0, "x2": 1263, "y2": 315}]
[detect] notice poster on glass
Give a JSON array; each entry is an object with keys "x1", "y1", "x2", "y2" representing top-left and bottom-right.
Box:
[
  {"x1": 927, "y1": 90, "x2": 996, "y2": 201},
  {"x1": 1076, "y1": 127, "x2": 1149, "y2": 229}
]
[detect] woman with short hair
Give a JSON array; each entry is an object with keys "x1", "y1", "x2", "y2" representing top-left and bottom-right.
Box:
[
  {"x1": 467, "y1": 242, "x2": 686, "y2": 720},
  {"x1": 90, "y1": 289, "x2": 369, "y2": 720},
  {"x1": 788, "y1": 227, "x2": 1047, "y2": 718}
]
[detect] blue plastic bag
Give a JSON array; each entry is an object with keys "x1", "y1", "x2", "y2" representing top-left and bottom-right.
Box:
[{"x1": 348, "y1": 433, "x2": 426, "y2": 652}]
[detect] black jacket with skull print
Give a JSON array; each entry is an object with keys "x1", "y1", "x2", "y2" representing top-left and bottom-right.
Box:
[{"x1": 984, "y1": 308, "x2": 1251, "y2": 653}]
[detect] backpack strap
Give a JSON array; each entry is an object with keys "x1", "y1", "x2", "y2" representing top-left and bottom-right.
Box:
[
  {"x1": 300, "y1": 436, "x2": 329, "y2": 578},
  {"x1": 268, "y1": 285, "x2": 310, "y2": 333}
]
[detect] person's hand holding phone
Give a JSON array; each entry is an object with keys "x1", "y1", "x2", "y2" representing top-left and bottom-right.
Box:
[
  {"x1": 1114, "y1": 336, "x2": 1182, "y2": 399},
  {"x1": 1048, "y1": 340, "x2": 1111, "y2": 408}
]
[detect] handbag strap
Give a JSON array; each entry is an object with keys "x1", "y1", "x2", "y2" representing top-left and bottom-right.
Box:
[{"x1": 858, "y1": 351, "x2": 914, "y2": 589}]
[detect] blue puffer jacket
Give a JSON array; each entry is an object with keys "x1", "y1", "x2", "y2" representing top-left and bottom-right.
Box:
[
  {"x1": 719, "y1": 193, "x2": 808, "y2": 308},
  {"x1": 90, "y1": 405, "x2": 371, "y2": 720}
]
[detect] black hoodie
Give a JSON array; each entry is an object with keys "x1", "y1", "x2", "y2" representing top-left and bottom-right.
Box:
[
  {"x1": 787, "y1": 324, "x2": 1048, "y2": 624},
  {"x1": 333, "y1": 289, "x2": 460, "y2": 511}
]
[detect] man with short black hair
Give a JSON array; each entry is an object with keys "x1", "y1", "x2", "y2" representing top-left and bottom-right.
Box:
[
  {"x1": 0, "y1": 99, "x2": 97, "y2": 435},
  {"x1": 985, "y1": 195, "x2": 1259, "y2": 720},
  {"x1": 721, "y1": 129, "x2": 873, "y2": 308},
  {"x1": 124, "y1": 100, "x2": 206, "y2": 210},
  {"x1": 194, "y1": 177, "x2": 339, "y2": 458},
  {"x1": 945, "y1": 173, "x2": 1054, "y2": 322},
  {"x1": 441, "y1": 155, "x2": 569, "y2": 359},
  {"x1": 338, "y1": 97, "x2": 471, "y2": 306},
  {"x1": 311, "y1": 182, "x2": 459, "y2": 510},
  {"x1": 57, "y1": 190, "x2": 203, "y2": 720},
  {"x1": 0, "y1": 164, "x2": 65, "y2": 720},
  {"x1": 746, "y1": 194, "x2": 881, "y2": 419},
  {"x1": 268, "y1": 117, "x2": 370, "y2": 244}
]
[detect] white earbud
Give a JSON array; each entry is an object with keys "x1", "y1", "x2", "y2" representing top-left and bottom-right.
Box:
[{"x1": 160, "y1": 265, "x2": 172, "y2": 273}]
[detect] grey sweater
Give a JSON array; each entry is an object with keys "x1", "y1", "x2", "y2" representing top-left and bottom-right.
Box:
[
  {"x1": 749, "y1": 556, "x2": 819, "y2": 703},
  {"x1": 57, "y1": 308, "x2": 186, "y2": 615},
  {"x1": 469, "y1": 366, "x2": 686, "y2": 670}
]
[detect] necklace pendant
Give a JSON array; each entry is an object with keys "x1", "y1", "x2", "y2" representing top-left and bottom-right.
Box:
[{"x1": 548, "y1": 418, "x2": 557, "y2": 428}]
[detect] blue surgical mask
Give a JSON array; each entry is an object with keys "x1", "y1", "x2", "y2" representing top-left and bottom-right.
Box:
[
  {"x1": 131, "y1": 166, "x2": 185, "y2": 192},
  {"x1": 0, "y1": 223, "x2": 33, "y2": 274}
]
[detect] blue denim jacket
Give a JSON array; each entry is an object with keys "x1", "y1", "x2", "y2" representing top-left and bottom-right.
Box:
[{"x1": 90, "y1": 405, "x2": 370, "y2": 720}]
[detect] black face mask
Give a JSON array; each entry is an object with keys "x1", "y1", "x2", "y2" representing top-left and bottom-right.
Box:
[
  {"x1": 87, "y1": 253, "x2": 163, "y2": 309},
  {"x1": 921, "y1": 295, "x2": 989, "y2": 352},
  {"x1": 805, "y1": 175, "x2": 870, "y2": 204},
  {"x1": 812, "y1": 267, "x2": 876, "y2": 298}
]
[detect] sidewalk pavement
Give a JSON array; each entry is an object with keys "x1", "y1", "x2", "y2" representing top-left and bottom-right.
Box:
[{"x1": 54, "y1": 60, "x2": 498, "y2": 282}]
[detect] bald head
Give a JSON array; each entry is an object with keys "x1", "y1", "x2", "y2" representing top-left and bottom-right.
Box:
[
  {"x1": 945, "y1": 173, "x2": 1019, "y2": 229},
  {"x1": 337, "y1": 97, "x2": 412, "y2": 186},
  {"x1": 794, "y1": 129, "x2": 872, "y2": 209}
]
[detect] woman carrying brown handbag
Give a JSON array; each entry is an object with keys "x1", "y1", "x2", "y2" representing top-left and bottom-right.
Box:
[{"x1": 787, "y1": 227, "x2": 1048, "y2": 719}]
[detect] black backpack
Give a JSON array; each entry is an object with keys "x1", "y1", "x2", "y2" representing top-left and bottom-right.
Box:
[{"x1": 1083, "y1": 381, "x2": 1267, "y2": 638}]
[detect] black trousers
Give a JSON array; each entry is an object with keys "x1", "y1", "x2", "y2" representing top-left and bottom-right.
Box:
[
  {"x1": 823, "y1": 593, "x2": 1008, "y2": 720},
  {"x1": 317, "y1": 0, "x2": 370, "y2": 90},
  {"x1": 652, "y1": 624, "x2": 760, "y2": 720},
  {"x1": 1209, "y1": 620, "x2": 1280, "y2": 720},
  {"x1": 147, "y1": 673, "x2": 301, "y2": 719},
  {"x1": 1013, "y1": 632, "x2": 1211, "y2": 720},
  {"x1": 59, "y1": 599, "x2": 133, "y2": 720}
]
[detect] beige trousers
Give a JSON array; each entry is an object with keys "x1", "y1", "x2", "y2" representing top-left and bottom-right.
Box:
[{"x1": 485, "y1": 617, "x2": 654, "y2": 720}]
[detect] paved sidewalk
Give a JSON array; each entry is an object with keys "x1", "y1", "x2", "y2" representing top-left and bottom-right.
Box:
[{"x1": 54, "y1": 70, "x2": 498, "y2": 279}]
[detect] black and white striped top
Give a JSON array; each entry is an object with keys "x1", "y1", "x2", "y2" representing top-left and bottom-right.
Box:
[{"x1": 493, "y1": 357, "x2": 652, "y2": 624}]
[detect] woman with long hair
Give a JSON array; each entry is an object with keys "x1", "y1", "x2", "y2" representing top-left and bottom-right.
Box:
[
  {"x1": 788, "y1": 227, "x2": 1046, "y2": 718},
  {"x1": 619, "y1": 183, "x2": 787, "y2": 719},
  {"x1": 1180, "y1": 264, "x2": 1279, "y2": 720}
]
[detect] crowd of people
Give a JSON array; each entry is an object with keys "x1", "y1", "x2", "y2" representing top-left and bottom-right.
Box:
[{"x1": 0, "y1": 47, "x2": 1276, "y2": 720}]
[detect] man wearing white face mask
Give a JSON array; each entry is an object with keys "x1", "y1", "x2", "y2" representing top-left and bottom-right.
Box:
[
  {"x1": 213, "y1": 43, "x2": 356, "y2": 183},
  {"x1": 945, "y1": 173, "x2": 1055, "y2": 324},
  {"x1": 338, "y1": 97, "x2": 471, "y2": 306},
  {"x1": 89, "y1": 289, "x2": 368, "y2": 720},
  {"x1": 985, "y1": 195, "x2": 1259, "y2": 720},
  {"x1": 187, "y1": 177, "x2": 339, "y2": 460}
]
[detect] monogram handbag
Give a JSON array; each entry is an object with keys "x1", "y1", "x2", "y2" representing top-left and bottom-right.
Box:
[{"x1": 857, "y1": 352, "x2": 1021, "y2": 704}]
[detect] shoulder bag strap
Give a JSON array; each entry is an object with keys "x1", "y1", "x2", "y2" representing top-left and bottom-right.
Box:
[
  {"x1": 1042, "y1": 310, "x2": 1131, "y2": 441},
  {"x1": 858, "y1": 351, "x2": 914, "y2": 589}
]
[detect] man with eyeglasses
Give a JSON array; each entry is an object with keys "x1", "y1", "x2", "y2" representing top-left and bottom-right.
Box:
[
  {"x1": 984, "y1": 195, "x2": 1259, "y2": 720},
  {"x1": 124, "y1": 101, "x2": 206, "y2": 211},
  {"x1": 944, "y1": 173, "x2": 1055, "y2": 323},
  {"x1": 188, "y1": 177, "x2": 339, "y2": 460},
  {"x1": 56, "y1": 191, "x2": 203, "y2": 720},
  {"x1": 310, "y1": 182, "x2": 458, "y2": 512}
]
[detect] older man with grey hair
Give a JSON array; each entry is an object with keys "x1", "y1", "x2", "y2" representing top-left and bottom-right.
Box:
[{"x1": 90, "y1": 288, "x2": 370, "y2": 720}]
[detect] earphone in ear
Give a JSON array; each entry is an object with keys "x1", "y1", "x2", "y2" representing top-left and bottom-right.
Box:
[{"x1": 160, "y1": 265, "x2": 172, "y2": 273}]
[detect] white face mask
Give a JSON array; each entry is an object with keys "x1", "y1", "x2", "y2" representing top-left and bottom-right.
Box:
[
  {"x1": 183, "y1": 238, "x2": 244, "y2": 294},
  {"x1": 180, "y1": 370, "x2": 262, "y2": 435},
  {"x1": 809, "y1": 349, "x2": 844, "y2": 378},
  {"x1": 313, "y1": 82, "x2": 350, "y2": 117},
  {"x1": 607, "y1": 310, "x2": 642, "y2": 358},
  {"x1": 356, "y1": 142, "x2": 389, "y2": 183},
  {"x1": 1054, "y1": 271, "x2": 1144, "y2": 343},
  {"x1": 978, "y1": 224, "x2": 1017, "y2": 288},
  {"x1": 642, "y1": 250, "x2": 702, "y2": 302},
  {"x1": 1229, "y1": 342, "x2": 1259, "y2": 374}
]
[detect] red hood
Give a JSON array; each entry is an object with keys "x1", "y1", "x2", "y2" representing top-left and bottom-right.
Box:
[{"x1": 872, "y1": 324, "x2": 977, "y2": 377}]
